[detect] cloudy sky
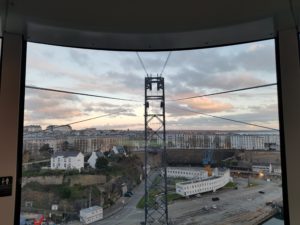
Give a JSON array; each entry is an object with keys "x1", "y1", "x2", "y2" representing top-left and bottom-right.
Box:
[{"x1": 24, "y1": 39, "x2": 279, "y2": 131}]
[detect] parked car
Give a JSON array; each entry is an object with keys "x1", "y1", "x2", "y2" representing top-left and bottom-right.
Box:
[{"x1": 124, "y1": 192, "x2": 132, "y2": 197}]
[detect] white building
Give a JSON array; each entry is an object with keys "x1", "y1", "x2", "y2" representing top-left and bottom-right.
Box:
[
  {"x1": 252, "y1": 164, "x2": 282, "y2": 176},
  {"x1": 176, "y1": 170, "x2": 231, "y2": 197},
  {"x1": 121, "y1": 183, "x2": 128, "y2": 196},
  {"x1": 273, "y1": 166, "x2": 282, "y2": 175},
  {"x1": 143, "y1": 165, "x2": 151, "y2": 176},
  {"x1": 51, "y1": 204, "x2": 58, "y2": 211},
  {"x1": 166, "y1": 167, "x2": 208, "y2": 180},
  {"x1": 80, "y1": 206, "x2": 103, "y2": 224},
  {"x1": 51, "y1": 151, "x2": 84, "y2": 171},
  {"x1": 87, "y1": 151, "x2": 105, "y2": 169},
  {"x1": 252, "y1": 164, "x2": 272, "y2": 174},
  {"x1": 111, "y1": 146, "x2": 127, "y2": 155}
]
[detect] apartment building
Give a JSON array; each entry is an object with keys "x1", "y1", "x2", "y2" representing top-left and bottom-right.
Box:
[{"x1": 176, "y1": 170, "x2": 231, "y2": 197}]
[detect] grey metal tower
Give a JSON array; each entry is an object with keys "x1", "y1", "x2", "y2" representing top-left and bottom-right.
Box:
[{"x1": 144, "y1": 75, "x2": 168, "y2": 225}]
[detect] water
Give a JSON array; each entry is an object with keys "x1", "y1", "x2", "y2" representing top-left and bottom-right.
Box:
[{"x1": 262, "y1": 217, "x2": 284, "y2": 225}]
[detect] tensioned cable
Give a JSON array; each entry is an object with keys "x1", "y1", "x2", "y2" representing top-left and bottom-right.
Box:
[
  {"x1": 159, "y1": 51, "x2": 172, "y2": 77},
  {"x1": 26, "y1": 83, "x2": 276, "y2": 104},
  {"x1": 167, "y1": 105, "x2": 279, "y2": 131},
  {"x1": 67, "y1": 110, "x2": 127, "y2": 126},
  {"x1": 24, "y1": 110, "x2": 127, "y2": 136},
  {"x1": 136, "y1": 51, "x2": 172, "y2": 78},
  {"x1": 169, "y1": 83, "x2": 277, "y2": 101},
  {"x1": 136, "y1": 52, "x2": 149, "y2": 77},
  {"x1": 26, "y1": 85, "x2": 141, "y2": 102}
]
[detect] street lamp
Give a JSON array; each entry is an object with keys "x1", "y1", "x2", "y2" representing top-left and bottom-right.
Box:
[{"x1": 259, "y1": 172, "x2": 264, "y2": 177}]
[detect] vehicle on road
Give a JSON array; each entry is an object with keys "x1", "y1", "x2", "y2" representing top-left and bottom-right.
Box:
[
  {"x1": 259, "y1": 191, "x2": 265, "y2": 194},
  {"x1": 212, "y1": 197, "x2": 220, "y2": 201},
  {"x1": 203, "y1": 205, "x2": 209, "y2": 211},
  {"x1": 124, "y1": 192, "x2": 132, "y2": 197},
  {"x1": 127, "y1": 191, "x2": 133, "y2": 195}
]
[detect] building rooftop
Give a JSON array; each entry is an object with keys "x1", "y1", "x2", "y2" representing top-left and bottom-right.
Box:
[
  {"x1": 176, "y1": 170, "x2": 229, "y2": 185},
  {"x1": 52, "y1": 151, "x2": 81, "y2": 158},
  {"x1": 80, "y1": 206, "x2": 103, "y2": 214},
  {"x1": 95, "y1": 152, "x2": 104, "y2": 158},
  {"x1": 168, "y1": 167, "x2": 207, "y2": 173}
]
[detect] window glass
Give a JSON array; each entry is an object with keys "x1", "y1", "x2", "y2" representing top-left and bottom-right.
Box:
[{"x1": 21, "y1": 40, "x2": 284, "y2": 225}]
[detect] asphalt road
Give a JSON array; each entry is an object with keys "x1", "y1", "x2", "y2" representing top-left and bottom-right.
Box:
[{"x1": 93, "y1": 171, "x2": 161, "y2": 225}]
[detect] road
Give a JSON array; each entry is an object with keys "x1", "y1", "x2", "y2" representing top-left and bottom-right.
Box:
[
  {"x1": 94, "y1": 181, "x2": 144, "y2": 225},
  {"x1": 93, "y1": 171, "x2": 162, "y2": 225}
]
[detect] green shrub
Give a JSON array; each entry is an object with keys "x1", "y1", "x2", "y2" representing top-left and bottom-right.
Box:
[
  {"x1": 224, "y1": 181, "x2": 237, "y2": 188},
  {"x1": 58, "y1": 186, "x2": 71, "y2": 199},
  {"x1": 167, "y1": 193, "x2": 182, "y2": 201}
]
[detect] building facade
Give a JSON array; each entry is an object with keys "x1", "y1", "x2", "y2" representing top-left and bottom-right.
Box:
[
  {"x1": 176, "y1": 170, "x2": 231, "y2": 197},
  {"x1": 46, "y1": 125, "x2": 72, "y2": 133},
  {"x1": 50, "y1": 151, "x2": 84, "y2": 171},
  {"x1": 87, "y1": 151, "x2": 105, "y2": 169},
  {"x1": 163, "y1": 130, "x2": 280, "y2": 150},
  {"x1": 166, "y1": 167, "x2": 208, "y2": 180},
  {"x1": 24, "y1": 125, "x2": 42, "y2": 133},
  {"x1": 23, "y1": 128, "x2": 280, "y2": 154},
  {"x1": 80, "y1": 206, "x2": 103, "y2": 224},
  {"x1": 252, "y1": 163, "x2": 282, "y2": 176}
]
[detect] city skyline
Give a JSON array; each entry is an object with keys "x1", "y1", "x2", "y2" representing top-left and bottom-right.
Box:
[{"x1": 24, "y1": 39, "x2": 279, "y2": 131}]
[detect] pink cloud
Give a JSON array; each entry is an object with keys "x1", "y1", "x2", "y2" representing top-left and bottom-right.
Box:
[{"x1": 187, "y1": 97, "x2": 233, "y2": 113}]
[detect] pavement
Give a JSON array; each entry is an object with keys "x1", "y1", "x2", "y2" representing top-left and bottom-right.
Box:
[{"x1": 169, "y1": 177, "x2": 282, "y2": 225}]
